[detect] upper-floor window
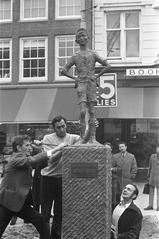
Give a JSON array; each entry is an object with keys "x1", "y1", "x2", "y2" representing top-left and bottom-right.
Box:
[
  {"x1": 20, "y1": 0, "x2": 48, "y2": 21},
  {"x1": 0, "y1": 39, "x2": 12, "y2": 83},
  {"x1": 55, "y1": 35, "x2": 79, "y2": 80},
  {"x1": 20, "y1": 37, "x2": 48, "y2": 82},
  {"x1": 106, "y1": 11, "x2": 140, "y2": 61},
  {"x1": 0, "y1": 0, "x2": 12, "y2": 23},
  {"x1": 56, "y1": 0, "x2": 81, "y2": 19}
]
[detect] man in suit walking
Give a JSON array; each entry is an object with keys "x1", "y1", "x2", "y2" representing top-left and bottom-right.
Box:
[
  {"x1": 112, "y1": 142, "x2": 137, "y2": 189},
  {"x1": 0, "y1": 134, "x2": 66, "y2": 239}
]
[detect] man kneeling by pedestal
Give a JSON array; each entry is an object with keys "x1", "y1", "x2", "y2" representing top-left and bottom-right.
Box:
[{"x1": 111, "y1": 184, "x2": 143, "y2": 239}]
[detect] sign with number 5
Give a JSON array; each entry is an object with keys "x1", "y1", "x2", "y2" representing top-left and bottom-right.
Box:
[{"x1": 96, "y1": 73, "x2": 117, "y2": 107}]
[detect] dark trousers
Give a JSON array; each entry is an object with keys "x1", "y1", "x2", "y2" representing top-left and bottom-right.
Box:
[
  {"x1": 41, "y1": 176, "x2": 62, "y2": 239},
  {"x1": 0, "y1": 197, "x2": 51, "y2": 239}
]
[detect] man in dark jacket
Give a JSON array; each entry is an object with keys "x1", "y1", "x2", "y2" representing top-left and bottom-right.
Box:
[
  {"x1": 0, "y1": 135, "x2": 65, "y2": 239},
  {"x1": 111, "y1": 184, "x2": 143, "y2": 239}
]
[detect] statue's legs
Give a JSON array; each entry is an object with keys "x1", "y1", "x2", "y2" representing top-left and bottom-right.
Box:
[
  {"x1": 79, "y1": 102, "x2": 87, "y2": 141},
  {"x1": 88, "y1": 102, "x2": 97, "y2": 144},
  {"x1": 88, "y1": 123, "x2": 97, "y2": 144}
]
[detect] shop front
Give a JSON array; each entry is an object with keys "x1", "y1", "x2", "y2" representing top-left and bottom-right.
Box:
[
  {"x1": 1, "y1": 69, "x2": 159, "y2": 171},
  {"x1": 96, "y1": 66, "x2": 159, "y2": 170},
  {"x1": 96, "y1": 85, "x2": 159, "y2": 168},
  {"x1": 0, "y1": 87, "x2": 79, "y2": 153}
]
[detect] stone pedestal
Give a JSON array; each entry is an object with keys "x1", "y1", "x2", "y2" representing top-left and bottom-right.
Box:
[{"x1": 62, "y1": 146, "x2": 112, "y2": 239}]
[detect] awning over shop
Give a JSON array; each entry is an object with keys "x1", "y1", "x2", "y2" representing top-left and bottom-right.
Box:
[
  {"x1": 1, "y1": 87, "x2": 159, "y2": 123},
  {"x1": 0, "y1": 87, "x2": 79, "y2": 123},
  {"x1": 48, "y1": 88, "x2": 78, "y2": 122},
  {"x1": 96, "y1": 88, "x2": 159, "y2": 118},
  {"x1": 15, "y1": 88, "x2": 57, "y2": 123}
]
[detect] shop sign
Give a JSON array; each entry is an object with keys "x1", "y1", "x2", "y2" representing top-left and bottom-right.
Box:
[
  {"x1": 96, "y1": 73, "x2": 117, "y2": 107},
  {"x1": 126, "y1": 68, "x2": 159, "y2": 76}
]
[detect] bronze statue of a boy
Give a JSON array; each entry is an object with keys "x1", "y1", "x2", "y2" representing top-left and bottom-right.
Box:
[{"x1": 61, "y1": 28, "x2": 111, "y2": 144}]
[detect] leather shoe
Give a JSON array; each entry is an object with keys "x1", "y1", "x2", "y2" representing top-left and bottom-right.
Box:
[
  {"x1": 144, "y1": 206, "x2": 153, "y2": 210},
  {"x1": 10, "y1": 216, "x2": 17, "y2": 225}
]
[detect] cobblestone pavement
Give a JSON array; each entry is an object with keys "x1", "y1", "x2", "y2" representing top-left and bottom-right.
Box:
[
  {"x1": 1, "y1": 220, "x2": 39, "y2": 239},
  {"x1": 136, "y1": 182, "x2": 159, "y2": 239},
  {"x1": 140, "y1": 215, "x2": 159, "y2": 239},
  {"x1": 0, "y1": 168, "x2": 159, "y2": 239},
  {"x1": 2, "y1": 206, "x2": 159, "y2": 239}
]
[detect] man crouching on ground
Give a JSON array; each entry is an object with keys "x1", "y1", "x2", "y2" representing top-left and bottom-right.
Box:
[
  {"x1": 0, "y1": 135, "x2": 66, "y2": 239},
  {"x1": 111, "y1": 184, "x2": 143, "y2": 239}
]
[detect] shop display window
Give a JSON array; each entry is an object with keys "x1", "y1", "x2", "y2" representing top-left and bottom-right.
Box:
[
  {"x1": 1, "y1": 119, "x2": 159, "y2": 169},
  {"x1": 103, "y1": 119, "x2": 159, "y2": 167}
]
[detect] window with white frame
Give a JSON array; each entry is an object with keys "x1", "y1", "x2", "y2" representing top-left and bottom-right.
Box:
[
  {"x1": 106, "y1": 11, "x2": 140, "y2": 60},
  {"x1": 20, "y1": 37, "x2": 47, "y2": 82},
  {"x1": 20, "y1": 0, "x2": 48, "y2": 20},
  {"x1": 56, "y1": 0, "x2": 81, "y2": 19},
  {"x1": 0, "y1": 39, "x2": 12, "y2": 82},
  {"x1": 0, "y1": 0, "x2": 12, "y2": 22},
  {"x1": 55, "y1": 35, "x2": 79, "y2": 80}
]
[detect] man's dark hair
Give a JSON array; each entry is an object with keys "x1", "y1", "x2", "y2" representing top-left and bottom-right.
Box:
[
  {"x1": 51, "y1": 116, "x2": 67, "y2": 129},
  {"x1": 12, "y1": 135, "x2": 30, "y2": 152},
  {"x1": 131, "y1": 183, "x2": 139, "y2": 200},
  {"x1": 104, "y1": 142, "x2": 112, "y2": 149},
  {"x1": 118, "y1": 141, "x2": 127, "y2": 147}
]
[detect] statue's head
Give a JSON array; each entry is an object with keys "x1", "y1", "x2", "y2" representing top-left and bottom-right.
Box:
[{"x1": 75, "y1": 28, "x2": 89, "y2": 45}]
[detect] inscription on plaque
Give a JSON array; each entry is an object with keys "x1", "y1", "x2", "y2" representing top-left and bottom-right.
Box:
[{"x1": 71, "y1": 162, "x2": 98, "y2": 178}]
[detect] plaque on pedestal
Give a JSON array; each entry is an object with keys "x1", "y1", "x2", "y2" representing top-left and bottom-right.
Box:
[{"x1": 62, "y1": 146, "x2": 111, "y2": 239}]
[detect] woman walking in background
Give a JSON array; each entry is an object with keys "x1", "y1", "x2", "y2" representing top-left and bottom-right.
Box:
[{"x1": 144, "y1": 145, "x2": 159, "y2": 211}]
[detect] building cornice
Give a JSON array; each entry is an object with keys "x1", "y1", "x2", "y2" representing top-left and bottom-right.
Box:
[
  {"x1": 98, "y1": 1, "x2": 151, "y2": 9},
  {"x1": 0, "y1": 64, "x2": 159, "y2": 90},
  {"x1": 0, "y1": 83, "x2": 75, "y2": 90}
]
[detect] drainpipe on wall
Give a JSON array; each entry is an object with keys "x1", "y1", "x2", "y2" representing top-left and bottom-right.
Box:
[{"x1": 80, "y1": 0, "x2": 86, "y2": 28}]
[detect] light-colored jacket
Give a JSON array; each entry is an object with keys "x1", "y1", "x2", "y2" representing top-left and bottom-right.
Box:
[
  {"x1": 112, "y1": 152, "x2": 137, "y2": 188},
  {"x1": 148, "y1": 154, "x2": 159, "y2": 186}
]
